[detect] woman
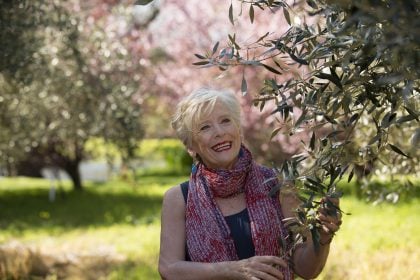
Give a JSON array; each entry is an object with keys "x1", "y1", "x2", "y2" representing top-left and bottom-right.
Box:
[{"x1": 159, "y1": 88, "x2": 342, "y2": 279}]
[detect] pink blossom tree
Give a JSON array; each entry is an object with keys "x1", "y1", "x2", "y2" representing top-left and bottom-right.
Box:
[{"x1": 140, "y1": 0, "x2": 302, "y2": 164}]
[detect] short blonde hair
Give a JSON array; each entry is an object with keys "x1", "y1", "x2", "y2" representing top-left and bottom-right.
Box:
[{"x1": 171, "y1": 88, "x2": 241, "y2": 147}]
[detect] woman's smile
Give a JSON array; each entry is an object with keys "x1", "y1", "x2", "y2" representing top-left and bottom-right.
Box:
[{"x1": 211, "y1": 141, "x2": 232, "y2": 152}]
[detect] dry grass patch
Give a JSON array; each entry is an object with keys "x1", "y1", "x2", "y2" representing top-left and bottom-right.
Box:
[{"x1": 0, "y1": 240, "x2": 125, "y2": 279}]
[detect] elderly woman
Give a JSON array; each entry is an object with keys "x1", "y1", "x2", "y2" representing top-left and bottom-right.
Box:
[{"x1": 159, "y1": 88, "x2": 341, "y2": 279}]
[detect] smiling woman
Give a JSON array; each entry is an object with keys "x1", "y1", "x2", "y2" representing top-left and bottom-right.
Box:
[
  {"x1": 191, "y1": 101, "x2": 242, "y2": 169},
  {"x1": 158, "y1": 87, "x2": 343, "y2": 280}
]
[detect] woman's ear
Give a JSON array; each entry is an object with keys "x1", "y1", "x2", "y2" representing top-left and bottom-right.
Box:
[
  {"x1": 187, "y1": 147, "x2": 202, "y2": 163},
  {"x1": 187, "y1": 147, "x2": 196, "y2": 159}
]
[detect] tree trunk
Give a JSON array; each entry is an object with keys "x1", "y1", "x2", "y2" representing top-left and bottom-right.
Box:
[{"x1": 64, "y1": 161, "x2": 83, "y2": 191}]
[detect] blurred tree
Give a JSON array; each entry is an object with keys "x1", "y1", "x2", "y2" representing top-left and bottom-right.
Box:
[
  {"x1": 195, "y1": 0, "x2": 419, "y2": 246},
  {"x1": 1, "y1": 0, "x2": 289, "y2": 187},
  {"x1": 0, "y1": 0, "x2": 149, "y2": 190}
]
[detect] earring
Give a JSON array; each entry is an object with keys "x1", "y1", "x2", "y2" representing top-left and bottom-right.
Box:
[{"x1": 191, "y1": 162, "x2": 197, "y2": 174}]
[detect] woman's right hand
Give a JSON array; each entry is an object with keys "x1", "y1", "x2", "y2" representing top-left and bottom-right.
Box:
[{"x1": 233, "y1": 256, "x2": 287, "y2": 280}]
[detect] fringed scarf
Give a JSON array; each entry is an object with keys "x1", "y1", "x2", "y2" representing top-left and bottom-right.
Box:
[{"x1": 185, "y1": 145, "x2": 293, "y2": 279}]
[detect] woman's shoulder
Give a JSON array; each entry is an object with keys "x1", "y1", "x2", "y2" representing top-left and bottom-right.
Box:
[
  {"x1": 162, "y1": 184, "x2": 185, "y2": 208},
  {"x1": 161, "y1": 184, "x2": 187, "y2": 230}
]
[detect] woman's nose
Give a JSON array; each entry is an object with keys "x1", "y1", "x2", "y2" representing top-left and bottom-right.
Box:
[{"x1": 213, "y1": 124, "x2": 225, "y2": 137}]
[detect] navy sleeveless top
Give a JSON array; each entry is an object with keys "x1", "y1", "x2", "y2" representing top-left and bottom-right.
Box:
[{"x1": 180, "y1": 181, "x2": 255, "y2": 260}]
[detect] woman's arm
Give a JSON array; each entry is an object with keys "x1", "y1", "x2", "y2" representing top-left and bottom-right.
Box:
[
  {"x1": 291, "y1": 226, "x2": 333, "y2": 279},
  {"x1": 281, "y1": 192, "x2": 341, "y2": 279},
  {"x1": 158, "y1": 185, "x2": 287, "y2": 280}
]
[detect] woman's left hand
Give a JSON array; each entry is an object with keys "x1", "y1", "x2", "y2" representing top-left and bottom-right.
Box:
[{"x1": 317, "y1": 197, "x2": 342, "y2": 244}]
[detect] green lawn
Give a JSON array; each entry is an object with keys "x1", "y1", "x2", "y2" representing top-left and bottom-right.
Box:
[
  {"x1": 319, "y1": 197, "x2": 420, "y2": 280},
  {"x1": 0, "y1": 176, "x2": 419, "y2": 279}
]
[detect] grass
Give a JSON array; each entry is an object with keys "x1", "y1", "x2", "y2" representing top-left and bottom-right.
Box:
[
  {"x1": 318, "y1": 197, "x2": 420, "y2": 280},
  {"x1": 0, "y1": 175, "x2": 186, "y2": 279},
  {"x1": 0, "y1": 175, "x2": 419, "y2": 279}
]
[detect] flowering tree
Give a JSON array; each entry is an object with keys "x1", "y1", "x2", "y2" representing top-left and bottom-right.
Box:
[{"x1": 139, "y1": 0, "x2": 304, "y2": 165}]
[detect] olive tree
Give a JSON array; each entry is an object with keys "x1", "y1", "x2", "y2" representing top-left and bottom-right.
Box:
[
  {"x1": 195, "y1": 0, "x2": 419, "y2": 248},
  {"x1": 0, "y1": 1, "x2": 147, "y2": 190}
]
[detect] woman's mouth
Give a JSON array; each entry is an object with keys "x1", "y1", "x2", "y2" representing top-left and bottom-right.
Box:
[{"x1": 212, "y1": 141, "x2": 232, "y2": 152}]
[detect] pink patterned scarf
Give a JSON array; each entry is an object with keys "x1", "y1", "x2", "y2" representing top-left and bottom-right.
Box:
[{"x1": 185, "y1": 145, "x2": 293, "y2": 279}]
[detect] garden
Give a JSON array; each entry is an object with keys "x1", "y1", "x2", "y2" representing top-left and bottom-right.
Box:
[{"x1": 1, "y1": 0, "x2": 419, "y2": 279}]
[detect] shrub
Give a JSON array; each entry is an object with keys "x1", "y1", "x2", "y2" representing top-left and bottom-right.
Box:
[
  {"x1": 337, "y1": 175, "x2": 420, "y2": 203},
  {"x1": 137, "y1": 139, "x2": 192, "y2": 175}
]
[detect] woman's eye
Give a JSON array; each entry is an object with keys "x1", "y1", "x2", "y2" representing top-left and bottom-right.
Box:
[
  {"x1": 200, "y1": 125, "x2": 210, "y2": 131},
  {"x1": 221, "y1": 118, "x2": 231, "y2": 123}
]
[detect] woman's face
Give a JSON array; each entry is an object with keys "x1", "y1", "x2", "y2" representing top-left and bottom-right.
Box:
[{"x1": 190, "y1": 101, "x2": 241, "y2": 169}]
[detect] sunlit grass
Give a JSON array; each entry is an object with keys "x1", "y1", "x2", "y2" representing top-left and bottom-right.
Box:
[
  {"x1": 319, "y1": 198, "x2": 420, "y2": 280},
  {"x1": 0, "y1": 175, "x2": 418, "y2": 279},
  {"x1": 0, "y1": 175, "x2": 185, "y2": 279},
  {"x1": 0, "y1": 176, "x2": 73, "y2": 190}
]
